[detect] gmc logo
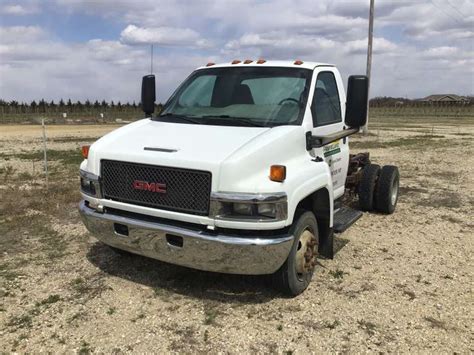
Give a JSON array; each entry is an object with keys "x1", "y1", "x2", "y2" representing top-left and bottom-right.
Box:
[{"x1": 133, "y1": 180, "x2": 167, "y2": 193}]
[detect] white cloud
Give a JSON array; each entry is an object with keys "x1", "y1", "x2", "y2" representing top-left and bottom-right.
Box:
[
  {"x1": 1, "y1": 0, "x2": 473, "y2": 101},
  {"x1": 120, "y1": 25, "x2": 210, "y2": 47},
  {"x1": 0, "y1": 3, "x2": 38, "y2": 15}
]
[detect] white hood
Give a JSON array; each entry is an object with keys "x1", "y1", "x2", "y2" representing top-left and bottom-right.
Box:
[{"x1": 86, "y1": 119, "x2": 270, "y2": 188}]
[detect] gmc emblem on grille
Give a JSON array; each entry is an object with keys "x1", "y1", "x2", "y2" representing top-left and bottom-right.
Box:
[{"x1": 132, "y1": 180, "x2": 167, "y2": 193}]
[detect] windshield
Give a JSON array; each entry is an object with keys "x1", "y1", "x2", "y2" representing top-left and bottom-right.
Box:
[{"x1": 158, "y1": 67, "x2": 312, "y2": 127}]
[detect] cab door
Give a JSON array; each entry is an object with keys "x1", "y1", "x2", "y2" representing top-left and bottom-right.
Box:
[{"x1": 310, "y1": 69, "x2": 349, "y2": 199}]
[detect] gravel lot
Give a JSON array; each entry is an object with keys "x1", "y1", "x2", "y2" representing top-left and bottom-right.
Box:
[{"x1": 1, "y1": 120, "x2": 473, "y2": 353}]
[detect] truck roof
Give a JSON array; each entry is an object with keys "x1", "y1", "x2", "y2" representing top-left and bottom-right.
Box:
[{"x1": 196, "y1": 60, "x2": 334, "y2": 71}]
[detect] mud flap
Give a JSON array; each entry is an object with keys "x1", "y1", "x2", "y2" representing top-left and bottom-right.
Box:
[{"x1": 318, "y1": 226, "x2": 334, "y2": 259}]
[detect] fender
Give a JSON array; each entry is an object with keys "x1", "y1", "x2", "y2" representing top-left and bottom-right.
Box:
[{"x1": 286, "y1": 160, "x2": 333, "y2": 227}]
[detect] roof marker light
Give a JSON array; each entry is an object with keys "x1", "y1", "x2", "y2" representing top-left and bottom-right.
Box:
[
  {"x1": 243, "y1": 59, "x2": 253, "y2": 64},
  {"x1": 294, "y1": 60, "x2": 304, "y2": 65},
  {"x1": 256, "y1": 59, "x2": 266, "y2": 64},
  {"x1": 231, "y1": 59, "x2": 241, "y2": 64},
  {"x1": 206, "y1": 62, "x2": 215, "y2": 67}
]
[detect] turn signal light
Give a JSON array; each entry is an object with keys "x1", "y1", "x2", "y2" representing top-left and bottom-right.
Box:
[
  {"x1": 294, "y1": 60, "x2": 304, "y2": 65},
  {"x1": 270, "y1": 165, "x2": 286, "y2": 182},
  {"x1": 256, "y1": 59, "x2": 266, "y2": 64},
  {"x1": 81, "y1": 145, "x2": 90, "y2": 159},
  {"x1": 231, "y1": 59, "x2": 241, "y2": 64}
]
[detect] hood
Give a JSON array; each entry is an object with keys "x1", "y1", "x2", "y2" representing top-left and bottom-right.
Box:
[{"x1": 86, "y1": 119, "x2": 270, "y2": 179}]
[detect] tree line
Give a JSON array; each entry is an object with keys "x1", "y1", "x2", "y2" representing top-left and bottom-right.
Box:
[
  {"x1": 1, "y1": 96, "x2": 472, "y2": 113},
  {"x1": 0, "y1": 99, "x2": 154, "y2": 114}
]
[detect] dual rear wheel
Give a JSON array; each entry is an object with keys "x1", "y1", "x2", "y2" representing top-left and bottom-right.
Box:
[{"x1": 359, "y1": 164, "x2": 399, "y2": 214}]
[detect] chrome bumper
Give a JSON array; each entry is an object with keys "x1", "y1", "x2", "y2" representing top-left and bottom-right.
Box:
[{"x1": 79, "y1": 201, "x2": 293, "y2": 275}]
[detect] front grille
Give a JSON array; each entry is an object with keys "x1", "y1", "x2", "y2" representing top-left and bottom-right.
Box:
[{"x1": 101, "y1": 160, "x2": 212, "y2": 215}]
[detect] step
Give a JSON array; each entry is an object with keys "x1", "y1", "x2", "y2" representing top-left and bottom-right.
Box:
[{"x1": 333, "y1": 206, "x2": 363, "y2": 233}]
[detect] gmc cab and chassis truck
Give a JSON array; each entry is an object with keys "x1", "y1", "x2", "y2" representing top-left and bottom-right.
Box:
[{"x1": 79, "y1": 60, "x2": 400, "y2": 296}]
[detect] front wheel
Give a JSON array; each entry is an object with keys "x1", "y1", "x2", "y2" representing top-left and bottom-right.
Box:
[{"x1": 272, "y1": 211, "x2": 319, "y2": 296}]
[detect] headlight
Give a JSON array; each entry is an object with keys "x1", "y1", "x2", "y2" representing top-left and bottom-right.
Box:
[
  {"x1": 80, "y1": 177, "x2": 96, "y2": 195},
  {"x1": 210, "y1": 192, "x2": 287, "y2": 221},
  {"x1": 80, "y1": 170, "x2": 101, "y2": 197},
  {"x1": 233, "y1": 203, "x2": 254, "y2": 216},
  {"x1": 257, "y1": 203, "x2": 276, "y2": 218}
]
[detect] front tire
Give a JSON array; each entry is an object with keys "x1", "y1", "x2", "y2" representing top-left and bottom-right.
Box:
[{"x1": 272, "y1": 211, "x2": 319, "y2": 296}]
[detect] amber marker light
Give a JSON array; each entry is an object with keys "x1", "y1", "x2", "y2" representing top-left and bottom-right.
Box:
[
  {"x1": 294, "y1": 60, "x2": 304, "y2": 65},
  {"x1": 206, "y1": 62, "x2": 215, "y2": 67},
  {"x1": 243, "y1": 59, "x2": 253, "y2": 64},
  {"x1": 231, "y1": 59, "x2": 241, "y2": 64},
  {"x1": 270, "y1": 165, "x2": 286, "y2": 182},
  {"x1": 81, "y1": 145, "x2": 90, "y2": 159},
  {"x1": 256, "y1": 59, "x2": 266, "y2": 64}
]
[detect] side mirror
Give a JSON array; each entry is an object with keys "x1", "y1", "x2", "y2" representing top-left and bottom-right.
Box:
[
  {"x1": 141, "y1": 74, "x2": 156, "y2": 117},
  {"x1": 345, "y1": 75, "x2": 368, "y2": 128}
]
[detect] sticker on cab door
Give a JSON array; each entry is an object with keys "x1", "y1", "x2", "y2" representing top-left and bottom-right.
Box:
[{"x1": 323, "y1": 141, "x2": 341, "y2": 157}]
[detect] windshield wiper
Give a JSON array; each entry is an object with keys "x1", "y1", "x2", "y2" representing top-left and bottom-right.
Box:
[
  {"x1": 156, "y1": 113, "x2": 202, "y2": 124},
  {"x1": 200, "y1": 115, "x2": 265, "y2": 127}
]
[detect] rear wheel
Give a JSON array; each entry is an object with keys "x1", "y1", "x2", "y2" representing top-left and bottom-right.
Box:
[
  {"x1": 374, "y1": 165, "x2": 400, "y2": 214},
  {"x1": 272, "y1": 211, "x2": 319, "y2": 296},
  {"x1": 358, "y1": 164, "x2": 381, "y2": 211}
]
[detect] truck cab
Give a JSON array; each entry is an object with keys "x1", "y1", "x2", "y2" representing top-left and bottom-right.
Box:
[{"x1": 79, "y1": 60, "x2": 399, "y2": 296}]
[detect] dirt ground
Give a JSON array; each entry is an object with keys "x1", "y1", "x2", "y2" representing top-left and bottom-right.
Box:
[{"x1": 0, "y1": 119, "x2": 473, "y2": 353}]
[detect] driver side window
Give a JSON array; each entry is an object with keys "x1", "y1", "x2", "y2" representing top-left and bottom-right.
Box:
[{"x1": 311, "y1": 72, "x2": 342, "y2": 127}]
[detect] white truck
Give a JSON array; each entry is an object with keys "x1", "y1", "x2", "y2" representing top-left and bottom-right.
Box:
[{"x1": 79, "y1": 60, "x2": 399, "y2": 296}]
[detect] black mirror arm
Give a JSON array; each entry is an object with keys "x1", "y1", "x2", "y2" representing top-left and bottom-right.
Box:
[{"x1": 306, "y1": 127, "x2": 359, "y2": 150}]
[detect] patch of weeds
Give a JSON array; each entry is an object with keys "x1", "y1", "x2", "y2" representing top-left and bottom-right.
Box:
[
  {"x1": 169, "y1": 325, "x2": 198, "y2": 351},
  {"x1": 329, "y1": 269, "x2": 345, "y2": 279},
  {"x1": 0, "y1": 262, "x2": 22, "y2": 281},
  {"x1": 277, "y1": 324, "x2": 283, "y2": 331},
  {"x1": 403, "y1": 289, "x2": 416, "y2": 300},
  {"x1": 17, "y1": 171, "x2": 34, "y2": 180},
  {"x1": 67, "y1": 311, "x2": 86, "y2": 324},
  {"x1": 326, "y1": 319, "x2": 341, "y2": 329},
  {"x1": 1, "y1": 164, "x2": 16, "y2": 180},
  {"x1": 153, "y1": 287, "x2": 172, "y2": 302},
  {"x1": 350, "y1": 136, "x2": 451, "y2": 150},
  {"x1": 131, "y1": 312, "x2": 145, "y2": 323},
  {"x1": 300, "y1": 319, "x2": 340, "y2": 331},
  {"x1": 52, "y1": 136, "x2": 98, "y2": 143},
  {"x1": 78, "y1": 340, "x2": 93, "y2": 355},
  {"x1": 424, "y1": 316, "x2": 448, "y2": 330},
  {"x1": 51, "y1": 332, "x2": 66, "y2": 344},
  {"x1": 70, "y1": 274, "x2": 107, "y2": 301},
  {"x1": 2, "y1": 149, "x2": 83, "y2": 166},
  {"x1": 419, "y1": 191, "x2": 462, "y2": 209},
  {"x1": 35, "y1": 294, "x2": 61, "y2": 307},
  {"x1": 440, "y1": 215, "x2": 463, "y2": 224},
  {"x1": 7, "y1": 313, "x2": 33, "y2": 329},
  {"x1": 203, "y1": 329, "x2": 209, "y2": 342},
  {"x1": 357, "y1": 319, "x2": 377, "y2": 336},
  {"x1": 203, "y1": 304, "x2": 220, "y2": 326},
  {"x1": 107, "y1": 306, "x2": 116, "y2": 315},
  {"x1": 380, "y1": 247, "x2": 389, "y2": 253}
]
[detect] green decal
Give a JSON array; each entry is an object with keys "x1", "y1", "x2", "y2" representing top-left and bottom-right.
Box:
[{"x1": 324, "y1": 148, "x2": 341, "y2": 157}]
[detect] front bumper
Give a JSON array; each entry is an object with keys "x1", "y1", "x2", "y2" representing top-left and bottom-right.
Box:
[{"x1": 79, "y1": 201, "x2": 293, "y2": 275}]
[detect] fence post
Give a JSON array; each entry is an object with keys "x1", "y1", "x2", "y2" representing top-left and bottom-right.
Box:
[{"x1": 42, "y1": 118, "x2": 48, "y2": 186}]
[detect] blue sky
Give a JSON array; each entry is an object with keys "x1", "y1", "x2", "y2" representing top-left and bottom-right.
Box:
[{"x1": 0, "y1": 0, "x2": 472, "y2": 102}]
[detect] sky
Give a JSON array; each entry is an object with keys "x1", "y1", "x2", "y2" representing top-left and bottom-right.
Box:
[{"x1": 0, "y1": 0, "x2": 473, "y2": 103}]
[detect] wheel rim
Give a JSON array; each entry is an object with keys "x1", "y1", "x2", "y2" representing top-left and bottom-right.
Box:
[
  {"x1": 295, "y1": 229, "x2": 318, "y2": 278},
  {"x1": 391, "y1": 178, "x2": 399, "y2": 205}
]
